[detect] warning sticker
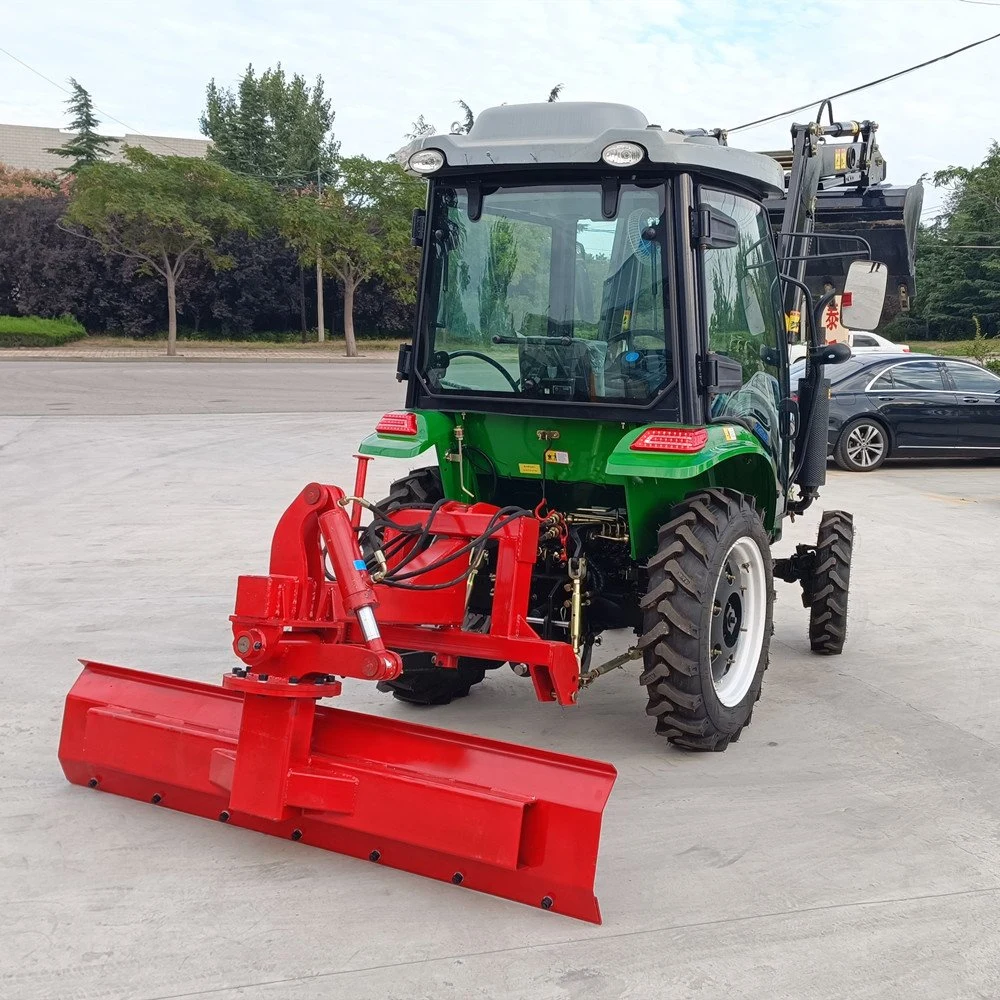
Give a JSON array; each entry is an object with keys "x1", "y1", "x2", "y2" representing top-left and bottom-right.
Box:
[
  {"x1": 621, "y1": 309, "x2": 631, "y2": 333},
  {"x1": 834, "y1": 147, "x2": 847, "y2": 171},
  {"x1": 518, "y1": 463, "x2": 542, "y2": 475},
  {"x1": 722, "y1": 426, "x2": 737, "y2": 442},
  {"x1": 545, "y1": 450, "x2": 570, "y2": 465}
]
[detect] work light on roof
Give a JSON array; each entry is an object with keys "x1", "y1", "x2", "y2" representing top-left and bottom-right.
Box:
[
  {"x1": 408, "y1": 148, "x2": 446, "y2": 174},
  {"x1": 601, "y1": 141, "x2": 645, "y2": 167}
]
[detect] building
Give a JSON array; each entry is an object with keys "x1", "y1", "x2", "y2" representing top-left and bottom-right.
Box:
[{"x1": 0, "y1": 123, "x2": 210, "y2": 172}]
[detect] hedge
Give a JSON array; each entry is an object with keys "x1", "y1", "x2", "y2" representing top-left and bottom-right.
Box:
[{"x1": 0, "y1": 314, "x2": 87, "y2": 347}]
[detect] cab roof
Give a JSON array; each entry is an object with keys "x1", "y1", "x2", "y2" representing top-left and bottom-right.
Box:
[{"x1": 403, "y1": 101, "x2": 786, "y2": 198}]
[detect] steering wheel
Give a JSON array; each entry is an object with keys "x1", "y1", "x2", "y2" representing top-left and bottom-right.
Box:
[{"x1": 444, "y1": 350, "x2": 520, "y2": 392}]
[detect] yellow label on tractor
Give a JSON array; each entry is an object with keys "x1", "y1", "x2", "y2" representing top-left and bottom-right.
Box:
[
  {"x1": 621, "y1": 309, "x2": 631, "y2": 333},
  {"x1": 834, "y1": 148, "x2": 847, "y2": 171},
  {"x1": 785, "y1": 311, "x2": 800, "y2": 335},
  {"x1": 545, "y1": 450, "x2": 570, "y2": 465},
  {"x1": 518, "y1": 463, "x2": 542, "y2": 475}
]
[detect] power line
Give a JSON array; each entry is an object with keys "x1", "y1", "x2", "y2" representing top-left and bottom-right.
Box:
[
  {"x1": 0, "y1": 45, "x2": 189, "y2": 156},
  {"x1": 729, "y1": 31, "x2": 1000, "y2": 133}
]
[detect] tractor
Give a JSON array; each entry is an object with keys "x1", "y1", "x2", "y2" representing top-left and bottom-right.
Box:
[{"x1": 59, "y1": 101, "x2": 918, "y2": 923}]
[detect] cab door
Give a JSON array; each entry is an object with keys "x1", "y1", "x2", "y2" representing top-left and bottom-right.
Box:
[{"x1": 699, "y1": 189, "x2": 786, "y2": 473}]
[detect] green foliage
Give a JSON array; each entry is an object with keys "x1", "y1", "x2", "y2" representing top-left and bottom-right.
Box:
[
  {"x1": 280, "y1": 157, "x2": 423, "y2": 288},
  {"x1": 46, "y1": 79, "x2": 114, "y2": 175},
  {"x1": 0, "y1": 314, "x2": 86, "y2": 347},
  {"x1": 66, "y1": 147, "x2": 270, "y2": 270},
  {"x1": 200, "y1": 64, "x2": 340, "y2": 185},
  {"x1": 877, "y1": 313, "x2": 930, "y2": 342},
  {"x1": 278, "y1": 156, "x2": 423, "y2": 352},
  {"x1": 912, "y1": 142, "x2": 1000, "y2": 337},
  {"x1": 65, "y1": 147, "x2": 272, "y2": 352}
]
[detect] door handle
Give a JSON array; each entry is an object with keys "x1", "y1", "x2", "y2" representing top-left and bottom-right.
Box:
[
  {"x1": 877, "y1": 395, "x2": 895, "y2": 401},
  {"x1": 962, "y1": 397, "x2": 981, "y2": 403}
]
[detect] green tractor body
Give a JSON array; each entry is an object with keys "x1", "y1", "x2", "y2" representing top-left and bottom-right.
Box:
[{"x1": 355, "y1": 101, "x2": 912, "y2": 747}]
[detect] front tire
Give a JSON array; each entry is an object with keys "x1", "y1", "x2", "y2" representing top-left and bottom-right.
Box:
[
  {"x1": 803, "y1": 511, "x2": 854, "y2": 655},
  {"x1": 834, "y1": 417, "x2": 888, "y2": 472},
  {"x1": 639, "y1": 490, "x2": 774, "y2": 751}
]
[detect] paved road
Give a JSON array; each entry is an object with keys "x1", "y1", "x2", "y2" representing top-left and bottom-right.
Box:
[
  {"x1": 3, "y1": 363, "x2": 1000, "y2": 999},
  {"x1": 0, "y1": 360, "x2": 401, "y2": 415}
]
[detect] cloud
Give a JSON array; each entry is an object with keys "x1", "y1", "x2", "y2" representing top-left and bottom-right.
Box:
[{"x1": 1, "y1": 0, "x2": 997, "y2": 193}]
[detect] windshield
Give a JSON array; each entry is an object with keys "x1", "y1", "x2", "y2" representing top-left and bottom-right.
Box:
[{"x1": 420, "y1": 181, "x2": 672, "y2": 404}]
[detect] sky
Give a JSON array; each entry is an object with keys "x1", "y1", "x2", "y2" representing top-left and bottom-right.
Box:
[{"x1": 2, "y1": 0, "x2": 999, "y2": 223}]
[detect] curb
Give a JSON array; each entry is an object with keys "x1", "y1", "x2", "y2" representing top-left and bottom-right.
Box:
[{"x1": 0, "y1": 352, "x2": 398, "y2": 364}]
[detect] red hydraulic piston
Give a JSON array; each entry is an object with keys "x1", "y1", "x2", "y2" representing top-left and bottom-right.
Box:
[{"x1": 317, "y1": 502, "x2": 396, "y2": 675}]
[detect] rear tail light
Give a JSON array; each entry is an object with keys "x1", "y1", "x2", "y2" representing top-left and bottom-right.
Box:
[
  {"x1": 902, "y1": 345, "x2": 911, "y2": 352},
  {"x1": 375, "y1": 412, "x2": 418, "y2": 436},
  {"x1": 630, "y1": 427, "x2": 708, "y2": 453}
]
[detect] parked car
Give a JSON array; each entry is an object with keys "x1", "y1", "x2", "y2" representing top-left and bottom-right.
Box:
[
  {"x1": 788, "y1": 330, "x2": 909, "y2": 363},
  {"x1": 789, "y1": 352, "x2": 1000, "y2": 471}
]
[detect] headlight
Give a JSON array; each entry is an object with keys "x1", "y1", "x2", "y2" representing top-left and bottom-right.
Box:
[
  {"x1": 408, "y1": 148, "x2": 446, "y2": 174},
  {"x1": 601, "y1": 141, "x2": 645, "y2": 167}
]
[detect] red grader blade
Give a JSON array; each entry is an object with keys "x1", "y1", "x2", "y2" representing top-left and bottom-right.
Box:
[{"x1": 59, "y1": 478, "x2": 617, "y2": 923}]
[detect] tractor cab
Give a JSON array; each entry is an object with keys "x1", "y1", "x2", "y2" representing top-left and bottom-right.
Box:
[{"x1": 400, "y1": 103, "x2": 790, "y2": 444}]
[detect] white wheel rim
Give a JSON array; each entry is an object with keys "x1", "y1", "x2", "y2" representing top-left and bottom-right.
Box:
[
  {"x1": 710, "y1": 536, "x2": 767, "y2": 707},
  {"x1": 845, "y1": 423, "x2": 885, "y2": 468}
]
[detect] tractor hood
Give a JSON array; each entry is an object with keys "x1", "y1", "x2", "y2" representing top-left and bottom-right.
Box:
[{"x1": 402, "y1": 102, "x2": 786, "y2": 198}]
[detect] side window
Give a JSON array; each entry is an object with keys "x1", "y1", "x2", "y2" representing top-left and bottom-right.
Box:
[
  {"x1": 853, "y1": 334, "x2": 878, "y2": 347},
  {"x1": 945, "y1": 362, "x2": 1000, "y2": 394},
  {"x1": 870, "y1": 371, "x2": 894, "y2": 390},
  {"x1": 891, "y1": 361, "x2": 946, "y2": 390},
  {"x1": 702, "y1": 190, "x2": 783, "y2": 454}
]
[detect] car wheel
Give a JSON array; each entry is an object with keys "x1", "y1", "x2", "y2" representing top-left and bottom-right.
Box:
[{"x1": 834, "y1": 418, "x2": 888, "y2": 472}]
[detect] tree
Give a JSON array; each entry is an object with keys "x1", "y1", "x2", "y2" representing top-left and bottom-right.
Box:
[
  {"x1": 452, "y1": 100, "x2": 476, "y2": 136},
  {"x1": 404, "y1": 115, "x2": 436, "y2": 141},
  {"x1": 200, "y1": 64, "x2": 340, "y2": 185},
  {"x1": 279, "y1": 156, "x2": 423, "y2": 356},
  {"x1": 64, "y1": 147, "x2": 271, "y2": 355},
  {"x1": 446, "y1": 86, "x2": 567, "y2": 135},
  {"x1": 917, "y1": 143, "x2": 1000, "y2": 336},
  {"x1": 201, "y1": 63, "x2": 341, "y2": 341},
  {"x1": 46, "y1": 79, "x2": 114, "y2": 175}
]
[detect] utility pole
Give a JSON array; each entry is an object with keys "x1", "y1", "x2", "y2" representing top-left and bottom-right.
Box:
[{"x1": 316, "y1": 164, "x2": 325, "y2": 343}]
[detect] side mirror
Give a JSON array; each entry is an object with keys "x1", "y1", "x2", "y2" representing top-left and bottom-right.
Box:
[
  {"x1": 841, "y1": 260, "x2": 888, "y2": 331},
  {"x1": 811, "y1": 342, "x2": 852, "y2": 365}
]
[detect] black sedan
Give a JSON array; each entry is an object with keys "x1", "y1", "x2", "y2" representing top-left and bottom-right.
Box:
[{"x1": 791, "y1": 351, "x2": 1000, "y2": 471}]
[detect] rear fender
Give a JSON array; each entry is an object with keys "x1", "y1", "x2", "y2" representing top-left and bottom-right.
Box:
[
  {"x1": 605, "y1": 424, "x2": 780, "y2": 559},
  {"x1": 357, "y1": 410, "x2": 454, "y2": 460}
]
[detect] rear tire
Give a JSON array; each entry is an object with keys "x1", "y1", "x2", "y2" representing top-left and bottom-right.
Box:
[
  {"x1": 377, "y1": 466, "x2": 443, "y2": 511},
  {"x1": 639, "y1": 490, "x2": 774, "y2": 751},
  {"x1": 834, "y1": 417, "x2": 888, "y2": 472},
  {"x1": 803, "y1": 510, "x2": 853, "y2": 655},
  {"x1": 372, "y1": 467, "x2": 501, "y2": 706},
  {"x1": 378, "y1": 653, "x2": 486, "y2": 706}
]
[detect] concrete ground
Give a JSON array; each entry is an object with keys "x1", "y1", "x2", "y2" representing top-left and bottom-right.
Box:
[{"x1": 3, "y1": 361, "x2": 999, "y2": 1000}]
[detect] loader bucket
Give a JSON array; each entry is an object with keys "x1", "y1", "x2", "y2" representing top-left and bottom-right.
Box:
[
  {"x1": 59, "y1": 660, "x2": 617, "y2": 924},
  {"x1": 767, "y1": 181, "x2": 924, "y2": 301}
]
